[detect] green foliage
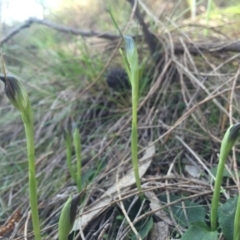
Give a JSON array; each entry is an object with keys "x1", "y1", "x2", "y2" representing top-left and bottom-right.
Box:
[
  {"x1": 58, "y1": 190, "x2": 87, "y2": 240},
  {"x1": 211, "y1": 123, "x2": 240, "y2": 231},
  {"x1": 160, "y1": 195, "x2": 206, "y2": 227},
  {"x1": 210, "y1": 166, "x2": 240, "y2": 179},
  {"x1": 58, "y1": 196, "x2": 73, "y2": 240},
  {"x1": 218, "y1": 195, "x2": 238, "y2": 240},
  {"x1": 178, "y1": 123, "x2": 240, "y2": 240},
  {"x1": 52, "y1": 40, "x2": 104, "y2": 85},
  {"x1": 132, "y1": 217, "x2": 153, "y2": 240},
  {"x1": 205, "y1": 3, "x2": 240, "y2": 17},
  {"x1": 181, "y1": 224, "x2": 218, "y2": 240},
  {"x1": 0, "y1": 75, "x2": 30, "y2": 113},
  {"x1": 63, "y1": 126, "x2": 83, "y2": 192},
  {"x1": 73, "y1": 126, "x2": 82, "y2": 192},
  {"x1": 2, "y1": 1, "x2": 240, "y2": 239},
  {"x1": 120, "y1": 36, "x2": 142, "y2": 194},
  {"x1": 234, "y1": 194, "x2": 240, "y2": 240},
  {"x1": 204, "y1": 0, "x2": 214, "y2": 35},
  {"x1": 64, "y1": 129, "x2": 76, "y2": 182},
  {"x1": 0, "y1": 74, "x2": 41, "y2": 239},
  {"x1": 58, "y1": 193, "x2": 83, "y2": 240}
]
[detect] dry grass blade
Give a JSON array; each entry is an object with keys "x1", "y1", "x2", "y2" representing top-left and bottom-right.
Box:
[
  {"x1": 71, "y1": 144, "x2": 155, "y2": 232},
  {"x1": 145, "y1": 191, "x2": 170, "y2": 240}
]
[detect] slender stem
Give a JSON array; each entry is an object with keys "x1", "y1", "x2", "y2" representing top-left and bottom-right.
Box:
[
  {"x1": 210, "y1": 123, "x2": 240, "y2": 232},
  {"x1": 22, "y1": 106, "x2": 41, "y2": 240},
  {"x1": 64, "y1": 133, "x2": 76, "y2": 182},
  {"x1": 234, "y1": 196, "x2": 240, "y2": 240},
  {"x1": 191, "y1": 0, "x2": 196, "y2": 19},
  {"x1": 73, "y1": 128, "x2": 81, "y2": 192},
  {"x1": 131, "y1": 73, "x2": 141, "y2": 194},
  {"x1": 210, "y1": 144, "x2": 229, "y2": 231},
  {"x1": 204, "y1": 0, "x2": 213, "y2": 36},
  {"x1": 120, "y1": 36, "x2": 141, "y2": 194}
]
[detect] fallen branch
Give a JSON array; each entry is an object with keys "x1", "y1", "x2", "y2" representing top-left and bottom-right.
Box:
[
  {"x1": 174, "y1": 41, "x2": 240, "y2": 54},
  {"x1": 127, "y1": 0, "x2": 240, "y2": 56},
  {"x1": 1, "y1": 17, "x2": 240, "y2": 56},
  {"x1": 127, "y1": 0, "x2": 160, "y2": 57},
  {"x1": 0, "y1": 17, "x2": 120, "y2": 45}
]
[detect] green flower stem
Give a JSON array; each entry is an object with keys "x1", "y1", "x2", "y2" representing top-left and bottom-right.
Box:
[
  {"x1": 204, "y1": 0, "x2": 213, "y2": 36},
  {"x1": 58, "y1": 191, "x2": 85, "y2": 240},
  {"x1": 211, "y1": 124, "x2": 240, "y2": 231},
  {"x1": 0, "y1": 74, "x2": 41, "y2": 239},
  {"x1": 210, "y1": 147, "x2": 227, "y2": 231},
  {"x1": 64, "y1": 131, "x2": 76, "y2": 182},
  {"x1": 131, "y1": 76, "x2": 141, "y2": 193},
  {"x1": 73, "y1": 128, "x2": 81, "y2": 192},
  {"x1": 22, "y1": 106, "x2": 41, "y2": 240},
  {"x1": 120, "y1": 36, "x2": 142, "y2": 194},
  {"x1": 234, "y1": 196, "x2": 240, "y2": 240}
]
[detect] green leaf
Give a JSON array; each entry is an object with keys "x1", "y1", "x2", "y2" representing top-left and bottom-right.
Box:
[
  {"x1": 119, "y1": 48, "x2": 131, "y2": 79},
  {"x1": 181, "y1": 225, "x2": 218, "y2": 240},
  {"x1": 218, "y1": 195, "x2": 238, "y2": 240},
  {"x1": 58, "y1": 192, "x2": 85, "y2": 240},
  {"x1": 81, "y1": 168, "x2": 95, "y2": 183},
  {"x1": 159, "y1": 195, "x2": 206, "y2": 227},
  {"x1": 210, "y1": 166, "x2": 240, "y2": 179},
  {"x1": 211, "y1": 123, "x2": 240, "y2": 231},
  {"x1": 58, "y1": 196, "x2": 73, "y2": 240},
  {"x1": 132, "y1": 217, "x2": 153, "y2": 240},
  {"x1": 73, "y1": 126, "x2": 82, "y2": 192},
  {"x1": 63, "y1": 129, "x2": 76, "y2": 182}
]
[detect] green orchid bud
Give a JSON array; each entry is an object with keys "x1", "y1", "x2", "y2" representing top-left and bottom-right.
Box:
[
  {"x1": 63, "y1": 128, "x2": 76, "y2": 182},
  {"x1": 73, "y1": 125, "x2": 82, "y2": 192},
  {"x1": 58, "y1": 197, "x2": 73, "y2": 240},
  {"x1": 0, "y1": 75, "x2": 30, "y2": 113},
  {"x1": 220, "y1": 123, "x2": 240, "y2": 161},
  {"x1": 124, "y1": 36, "x2": 137, "y2": 65},
  {"x1": 58, "y1": 192, "x2": 84, "y2": 240},
  {"x1": 211, "y1": 123, "x2": 240, "y2": 231},
  {"x1": 63, "y1": 128, "x2": 72, "y2": 147},
  {"x1": 0, "y1": 73, "x2": 41, "y2": 238},
  {"x1": 123, "y1": 36, "x2": 139, "y2": 86}
]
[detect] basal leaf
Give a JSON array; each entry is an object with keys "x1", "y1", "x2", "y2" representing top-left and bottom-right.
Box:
[
  {"x1": 210, "y1": 166, "x2": 240, "y2": 178},
  {"x1": 181, "y1": 225, "x2": 218, "y2": 240},
  {"x1": 218, "y1": 195, "x2": 237, "y2": 240},
  {"x1": 132, "y1": 217, "x2": 153, "y2": 240},
  {"x1": 159, "y1": 195, "x2": 206, "y2": 227}
]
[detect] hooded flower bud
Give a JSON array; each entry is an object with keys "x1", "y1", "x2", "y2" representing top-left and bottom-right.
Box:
[
  {"x1": 0, "y1": 75, "x2": 29, "y2": 113},
  {"x1": 58, "y1": 192, "x2": 84, "y2": 240},
  {"x1": 124, "y1": 36, "x2": 138, "y2": 80},
  {"x1": 58, "y1": 196, "x2": 73, "y2": 240},
  {"x1": 220, "y1": 123, "x2": 240, "y2": 158},
  {"x1": 228, "y1": 123, "x2": 240, "y2": 143}
]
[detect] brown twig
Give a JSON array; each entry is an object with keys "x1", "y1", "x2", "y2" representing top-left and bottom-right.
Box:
[
  {"x1": 127, "y1": 0, "x2": 161, "y2": 57},
  {"x1": 2, "y1": 17, "x2": 240, "y2": 56},
  {"x1": 174, "y1": 40, "x2": 240, "y2": 54},
  {"x1": 0, "y1": 17, "x2": 120, "y2": 46}
]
